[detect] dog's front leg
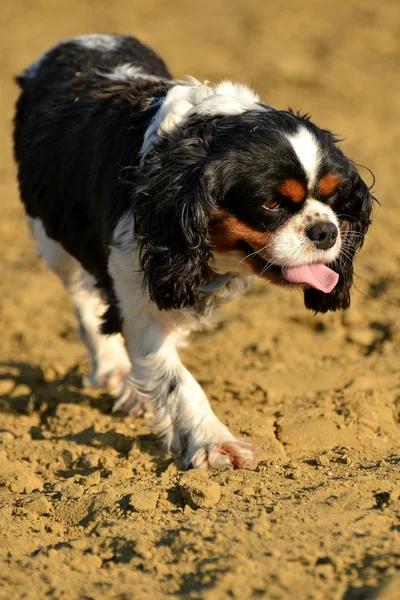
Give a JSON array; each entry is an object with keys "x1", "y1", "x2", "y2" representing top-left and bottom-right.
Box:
[
  {"x1": 108, "y1": 214, "x2": 258, "y2": 469},
  {"x1": 118, "y1": 309, "x2": 258, "y2": 469}
]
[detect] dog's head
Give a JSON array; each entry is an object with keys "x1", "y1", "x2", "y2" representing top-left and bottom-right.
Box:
[{"x1": 133, "y1": 83, "x2": 373, "y2": 312}]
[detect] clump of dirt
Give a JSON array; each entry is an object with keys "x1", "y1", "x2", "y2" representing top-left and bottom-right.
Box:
[{"x1": 1, "y1": 1, "x2": 399, "y2": 599}]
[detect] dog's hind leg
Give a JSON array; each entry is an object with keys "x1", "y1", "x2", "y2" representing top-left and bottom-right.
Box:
[{"x1": 29, "y1": 218, "x2": 131, "y2": 393}]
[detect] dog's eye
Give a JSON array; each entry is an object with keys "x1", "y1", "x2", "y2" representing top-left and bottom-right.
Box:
[{"x1": 263, "y1": 199, "x2": 280, "y2": 211}]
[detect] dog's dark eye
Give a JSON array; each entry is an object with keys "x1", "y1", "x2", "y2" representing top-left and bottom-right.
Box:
[{"x1": 263, "y1": 199, "x2": 280, "y2": 211}]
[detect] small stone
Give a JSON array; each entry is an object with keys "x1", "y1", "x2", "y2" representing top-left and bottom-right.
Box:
[
  {"x1": 9, "y1": 472, "x2": 43, "y2": 494},
  {"x1": 44, "y1": 363, "x2": 66, "y2": 381},
  {"x1": 25, "y1": 511, "x2": 38, "y2": 521},
  {"x1": 129, "y1": 491, "x2": 159, "y2": 512},
  {"x1": 84, "y1": 555, "x2": 102, "y2": 569},
  {"x1": 61, "y1": 483, "x2": 84, "y2": 499},
  {"x1": 317, "y1": 454, "x2": 330, "y2": 467},
  {"x1": 0, "y1": 380, "x2": 15, "y2": 395},
  {"x1": 85, "y1": 471, "x2": 101, "y2": 486},
  {"x1": 178, "y1": 471, "x2": 221, "y2": 509},
  {"x1": 10, "y1": 384, "x2": 31, "y2": 398},
  {"x1": 241, "y1": 486, "x2": 255, "y2": 497},
  {"x1": 48, "y1": 522, "x2": 64, "y2": 535},
  {"x1": 80, "y1": 453, "x2": 99, "y2": 469},
  {"x1": 69, "y1": 539, "x2": 87, "y2": 550},
  {"x1": 61, "y1": 449, "x2": 76, "y2": 466},
  {"x1": 161, "y1": 462, "x2": 180, "y2": 480},
  {"x1": 0, "y1": 431, "x2": 15, "y2": 443},
  {"x1": 25, "y1": 496, "x2": 51, "y2": 515},
  {"x1": 98, "y1": 455, "x2": 115, "y2": 469},
  {"x1": 70, "y1": 554, "x2": 102, "y2": 572}
]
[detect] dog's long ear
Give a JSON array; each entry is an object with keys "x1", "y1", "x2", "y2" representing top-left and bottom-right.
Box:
[
  {"x1": 304, "y1": 166, "x2": 373, "y2": 313},
  {"x1": 133, "y1": 137, "x2": 216, "y2": 310}
]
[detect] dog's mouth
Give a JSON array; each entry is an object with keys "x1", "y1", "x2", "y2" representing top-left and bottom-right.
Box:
[
  {"x1": 282, "y1": 263, "x2": 338, "y2": 293},
  {"x1": 247, "y1": 253, "x2": 339, "y2": 294}
]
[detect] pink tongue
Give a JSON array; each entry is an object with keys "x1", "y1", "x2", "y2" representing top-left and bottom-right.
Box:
[{"x1": 283, "y1": 264, "x2": 339, "y2": 293}]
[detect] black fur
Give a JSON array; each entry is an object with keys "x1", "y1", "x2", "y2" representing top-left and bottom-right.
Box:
[
  {"x1": 14, "y1": 35, "x2": 173, "y2": 330},
  {"x1": 133, "y1": 122, "x2": 219, "y2": 310},
  {"x1": 13, "y1": 34, "x2": 373, "y2": 330}
]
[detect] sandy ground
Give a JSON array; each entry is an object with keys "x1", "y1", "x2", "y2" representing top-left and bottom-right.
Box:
[{"x1": 1, "y1": 1, "x2": 399, "y2": 598}]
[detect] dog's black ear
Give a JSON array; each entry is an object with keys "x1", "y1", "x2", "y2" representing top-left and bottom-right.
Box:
[
  {"x1": 304, "y1": 167, "x2": 373, "y2": 313},
  {"x1": 133, "y1": 137, "x2": 216, "y2": 310}
]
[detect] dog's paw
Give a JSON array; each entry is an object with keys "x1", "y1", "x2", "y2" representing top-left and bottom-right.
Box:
[
  {"x1": 111, "y1": 380, "x2": 155, "y2": 418},
  {"x1": 189, "y1": 440, "x2": 259, "y2": 470}
]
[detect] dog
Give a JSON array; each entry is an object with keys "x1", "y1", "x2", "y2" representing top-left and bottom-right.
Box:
[{"x1": 13, "y1": 34, "x2": 373, "y2": 469}]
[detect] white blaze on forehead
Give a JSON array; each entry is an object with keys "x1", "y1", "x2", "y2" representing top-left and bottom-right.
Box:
[
  {"x1": 286, "y1": 127, "x2": 320, "y2": 188},
  {"x1": 140, "y1": 79, "x2": 266, "y2": 161}
]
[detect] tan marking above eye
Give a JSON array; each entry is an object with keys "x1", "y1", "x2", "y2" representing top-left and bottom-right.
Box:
[
  {"x1": 277, "y1": 179, "x2": 306, "y2": 203},
  {"x1": 319, "y1": 173, "x2": 342, "y2": 197}
]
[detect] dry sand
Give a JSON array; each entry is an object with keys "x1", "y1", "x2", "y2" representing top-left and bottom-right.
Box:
[{"x1": 0, "y1": 1, "x2": 399, "y2": 598}]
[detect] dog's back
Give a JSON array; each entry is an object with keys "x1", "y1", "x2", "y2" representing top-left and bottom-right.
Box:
[
  {"x1": 16, "y1": 34, "x2": 171, "y2": 92},
  {"x1": 14, "y1": 34, "x2": 172, "y2": 281}
]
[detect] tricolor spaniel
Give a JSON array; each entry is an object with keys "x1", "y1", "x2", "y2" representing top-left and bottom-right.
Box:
[{"x1": 14, "y1": 34, "x2": 373, "y2": 469}]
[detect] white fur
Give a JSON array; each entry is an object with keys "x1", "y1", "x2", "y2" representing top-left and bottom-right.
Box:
[
  {"x1": 108, "y1": 213, "x2": 258, "y2": 468},
  {"x1": 286, "y1": 127, "x2": 320, "y2": 188},
  {"x1": 140, "y1": 79, "x2": 264, "y2": 161},
  {"x1": 268, "y1": 198, "x2": 341, "y2": 267},
  {"x1": 29, "y1": 218, "x2": 131, "y2": 394},
  {"x1": 101, "y1": 64, "x2": 162, "y2": 82},
  {"x1": 73, "y1": 34, "x2": 120, "y2": 51}
]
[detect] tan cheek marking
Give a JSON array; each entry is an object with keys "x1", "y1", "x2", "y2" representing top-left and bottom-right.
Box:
[
  {"x1": 210, "y1": 211, "x2": 271, "y2": 253},
  {"x1": 319, "y1": 173, "x2": 342, "y2": 197},
  {"x1": 278, "y1": 179, "x2": 306, "y2": 203}
]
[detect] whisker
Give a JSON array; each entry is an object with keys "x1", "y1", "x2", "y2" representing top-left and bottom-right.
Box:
[{"x1": 233, "y1": 241, "x2": 273, "y2": 273}]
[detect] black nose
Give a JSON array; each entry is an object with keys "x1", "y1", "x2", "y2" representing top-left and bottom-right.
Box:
[{"x1": 306, "y1": 222, "x2": 338, "y2": 250}]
